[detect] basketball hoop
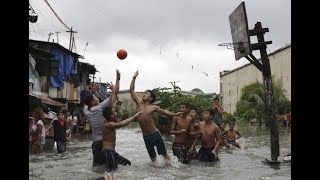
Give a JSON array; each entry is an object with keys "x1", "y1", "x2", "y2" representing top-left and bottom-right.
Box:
[{"x1": 229, "y1": 2, "x2": 252, "y2": 60}]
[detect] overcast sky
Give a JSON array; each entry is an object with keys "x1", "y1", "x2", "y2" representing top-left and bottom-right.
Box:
[{"x1": 29, "y1": 0, "x2": 291, "y2": 93}]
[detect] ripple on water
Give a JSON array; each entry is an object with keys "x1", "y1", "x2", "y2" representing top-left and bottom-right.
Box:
[{"x1": 29, "y1": 125, "x2": 291, "y2": 180}]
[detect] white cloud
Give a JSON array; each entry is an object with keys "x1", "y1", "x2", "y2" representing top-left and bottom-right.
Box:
[{"x1": 29, "y1": 0, "x2": 290, "y2": 94}]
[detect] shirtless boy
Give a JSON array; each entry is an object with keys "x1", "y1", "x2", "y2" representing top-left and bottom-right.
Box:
[
  {"x1": 170, "y1": 103, "x2": 193, "y2": 164},
  {"x1": 130, "y1": 70, "x2": 181, "y2": 163},
  {"x1": 190, "y1": 108, "x2": 221, "y2": 162},
  {"x1": 102, "y1": 70, "x2": 142, "y2": 180},
  {"x1": 187, "y1": 108, "x2": 203, "y2": 158},
  {"x1": 222, "y1": 120, "x2": 241, "y2": 148}
]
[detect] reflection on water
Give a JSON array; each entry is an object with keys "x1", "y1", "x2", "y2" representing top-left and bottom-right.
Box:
[{"x1": 29, "y1": 122, "x2": 291, "y2": 180}]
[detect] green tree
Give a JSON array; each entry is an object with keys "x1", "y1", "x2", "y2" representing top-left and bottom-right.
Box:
[
  {"x1": 234, "y1": 77, "x2": 291, "y2": 126},
  {"x1": 152, "y1": 87, "x2": 212, "y2": 125}
]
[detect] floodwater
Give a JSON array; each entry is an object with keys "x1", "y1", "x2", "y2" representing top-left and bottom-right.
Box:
[{"x1": 29, "y1": 123, "x2": 291, "y2": 180}]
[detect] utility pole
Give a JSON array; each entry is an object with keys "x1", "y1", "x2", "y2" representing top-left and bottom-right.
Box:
[
  {"x1": 228, "y1": 2, "x2": 278, "y2": 163},
  {"x1": 250, "y1": 22, "x2": 278, "y2": 162},
  {"x1": 169, "y1": 81, "x2": 181, "y2": 95},
  {"x1": 83, "y1": 42, "x2": 88, "y2": 57},
  {"x1": 66, "y1": 27, "x2": 77, "y2": 51},
  {"x1": 55, "y1": 31, "x2": 61, "y2": 44},
  {"x1": 48, "y1": 32, "x2": 54, "y2": 42}
]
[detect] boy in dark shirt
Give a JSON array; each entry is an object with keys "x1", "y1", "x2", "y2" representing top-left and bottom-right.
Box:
[{"x1": 46, "y1": 111, "x2": 67, "y2": 153}]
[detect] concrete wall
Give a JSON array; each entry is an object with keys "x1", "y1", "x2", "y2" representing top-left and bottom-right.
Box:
[
  {"x1": 220, "y1": 45, "x2": 291, "y2": 114},
  {"x1": 117, "y1": 90, "x2": 143, "y2": 116}
]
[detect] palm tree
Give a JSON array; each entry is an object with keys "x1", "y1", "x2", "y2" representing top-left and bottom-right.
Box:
[{"x1": 235, "y1": 77, "x2": 290, "y2": 126}]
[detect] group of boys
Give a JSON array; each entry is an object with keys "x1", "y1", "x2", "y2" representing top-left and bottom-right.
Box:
[{"x1": 83, "y1": 70, "x2": 241, "y2": 180}]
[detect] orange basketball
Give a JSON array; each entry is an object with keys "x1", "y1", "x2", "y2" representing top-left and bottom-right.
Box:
[{"x1": 117, "y1": 49, "x2": 127, "y2": 60}]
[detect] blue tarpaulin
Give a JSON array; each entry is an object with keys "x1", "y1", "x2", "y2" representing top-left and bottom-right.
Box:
[
  {"x1": 49, "y1": 47, "x2": 77, "y2": 88},
  {"x1": 99, "y1": 84, "x2": 108, "y2": 99}
]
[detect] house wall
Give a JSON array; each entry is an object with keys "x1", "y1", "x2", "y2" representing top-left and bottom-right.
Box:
[
  {"x1": 117, "y1": 91, "x2": 143, "y2": 116},
  {"x1": 220, "y1": 45, "x2": 291, "y2": 114}
]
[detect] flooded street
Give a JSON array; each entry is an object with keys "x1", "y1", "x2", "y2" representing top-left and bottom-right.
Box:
[{"x1": 29, "y1": 123, "x2": 291, "y2": 180}]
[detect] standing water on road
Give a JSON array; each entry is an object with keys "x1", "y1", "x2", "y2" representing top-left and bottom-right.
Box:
[{"x1": 29, "y1": 123, "x2": 291, "y2": 180}]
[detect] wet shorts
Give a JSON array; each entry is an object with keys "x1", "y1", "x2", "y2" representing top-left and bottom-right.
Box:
[
  {"x1": 57, "y1": 141, "x2": 66, "y2": 153},
  {"x1": 143, "y1": 130, "x2": 167, "y2": 160},
  {"x1": 104, "y1": 149, "x2": 131, "y2": 173},
  {"x1": 92, "y1": 140, "x2": 106, "y2": 166},
  {"x1": 172, "y1": 142, "x2": 196, "y2": 164},
  {"x1": 196, "y1": 147, "x2": 218, "y2": 162}
]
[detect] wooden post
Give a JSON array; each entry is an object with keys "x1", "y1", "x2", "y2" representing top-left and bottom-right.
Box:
[
  {"x1": 55, "y1": 31, "x2": 61, "y2": 44},
  {"x1": 254, "y1": 22, "x2": 279, "y2": 162},
  {"x1": 66, "y1": 27, "x2": 78, "y2": 51},
  {"x1": 48, "y1": 32, "x2": 54, "y2": 42}
]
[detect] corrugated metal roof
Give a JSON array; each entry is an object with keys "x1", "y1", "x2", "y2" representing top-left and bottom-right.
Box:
[
  {"x1": 29, "y1": 39, "x2": 82, "y2": 58},
  {"x1": 79, "y1": 62, "x2": 97, "y2": 74}
]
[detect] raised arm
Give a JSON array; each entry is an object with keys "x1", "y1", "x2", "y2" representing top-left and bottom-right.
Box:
[
  {"x1": 90, "y1": 83, "x2": 104, "y2": 101},
  {"x1": 130, "y1": 70, "x2": 142, "y2": 104},
  {"x1": 214, "y1": 104, "x2": 224, "y2": 116},
  {"x1": 105, "y1": 111, "x2": 142, "y2": 129},
  {"x1": 109, "y1": 70, "x2": 121, "y2": 108},
  {"x1": 155, "y1": 106, "x2": 182, "y2": 117}
]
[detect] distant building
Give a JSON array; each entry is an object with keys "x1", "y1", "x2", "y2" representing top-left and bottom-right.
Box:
[
  {"x1": 180, "y1": 88, "x2": 216, "y2": 99},
  {"x1": 220, "y1": 44, "x2": 291, "y2": 114},
  {"x1": 117, "y1": 90, "x2": 144, "y2": 116},
  {"x1": 29, "y1": 39, "x2": 97, "y2": 113}
]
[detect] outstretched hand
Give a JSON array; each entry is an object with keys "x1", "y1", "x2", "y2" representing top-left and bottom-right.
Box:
[
  {"x1": 116, "y1": 70, "x2": 121, "y2": 80},
  {"x1": 133, "y1": 70, "x2": 139, "y2": 79},
  {"x1": 106, "y1": 82, "x2": 115, "y2": 91},
  {"x1": 90, "y1": 83, "x2": 100, "y2": 92}
]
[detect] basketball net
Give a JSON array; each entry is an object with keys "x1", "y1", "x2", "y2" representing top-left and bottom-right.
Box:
[{"x1": 218, "y1": 42, "x2": 248, "y2": 53}]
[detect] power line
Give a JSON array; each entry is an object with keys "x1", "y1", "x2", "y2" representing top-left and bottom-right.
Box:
[
  {"x1": 49, "y1": 8, "x2": 58, "y2": 33},
  {"x1": 267, "y1": 47, "x2": 277, "y2": 60},
  {"x1": 30, "y1": 23, "x2": 40, "y2": 39},
  {"x1": 43, "y1": 0, "x2": 70, "y2": 30},
  {"x1": 35, "y1": 23, "x2": 45, "y2": 38},
  {"x1": 30, "y1": 0, "x2": 55, "y2": 35}
]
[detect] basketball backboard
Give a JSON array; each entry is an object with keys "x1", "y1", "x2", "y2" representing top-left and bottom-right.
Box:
[{"x1": 229, "y1": 2, "x2": 251, "y2": 60}]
